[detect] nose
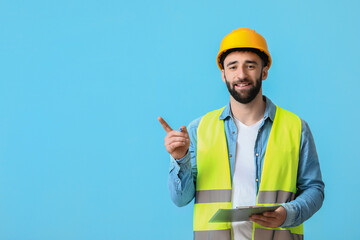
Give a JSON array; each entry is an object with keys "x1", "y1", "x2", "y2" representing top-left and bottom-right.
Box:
[{"x1": 236, "y1": 66, "x2": 247, "y2": 80}]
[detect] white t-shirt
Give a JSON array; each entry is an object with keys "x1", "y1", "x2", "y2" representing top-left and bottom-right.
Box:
[{"x1": 231, "y1": 117, "x2": 262, "y2": 240}]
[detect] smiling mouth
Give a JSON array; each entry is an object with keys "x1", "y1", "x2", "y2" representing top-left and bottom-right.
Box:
[{"x1": 234, "y1": 82, "x2": 251, "y2": 89}]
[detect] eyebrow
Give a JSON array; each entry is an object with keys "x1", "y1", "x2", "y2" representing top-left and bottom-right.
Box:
[
  {"x1": 226, "y1": 61, "x2": 238, "y2": 67},
  {"x1": 245, "y1": 60, "x2": 259, "y2": 65},
  {"x1": 226, "y1": 60, "x2": 259, "y2": 67}
]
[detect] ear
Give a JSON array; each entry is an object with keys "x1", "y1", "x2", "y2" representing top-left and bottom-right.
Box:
[
  {"x1": 221, "y1": 69, "x2": 226, "y2": 83},
  {"x1": 261, "y1": 66, "x2": 269, "y2": 80}
]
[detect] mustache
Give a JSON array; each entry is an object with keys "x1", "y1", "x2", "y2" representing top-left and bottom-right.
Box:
[{"x1": 233, "y1": 79, "x2": 251, "y2": 85}]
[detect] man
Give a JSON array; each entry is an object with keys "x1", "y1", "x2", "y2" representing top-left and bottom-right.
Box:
[{"x1": 158, "y1": 28, "x2": 324, "y2": 240}]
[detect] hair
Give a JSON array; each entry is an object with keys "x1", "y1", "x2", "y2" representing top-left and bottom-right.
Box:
[{"x1": 220, "y1": 48, "x2": 269, "y2": 69}]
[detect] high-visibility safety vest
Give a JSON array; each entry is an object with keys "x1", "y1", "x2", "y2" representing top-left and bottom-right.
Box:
[{"x1": 193, "y1": 106, "x2": 304, "y2": 240}]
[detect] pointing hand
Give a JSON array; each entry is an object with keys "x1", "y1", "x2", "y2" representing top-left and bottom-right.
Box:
[{"x1": 158, "y1": 116, "x2": 190, "y2": 159}]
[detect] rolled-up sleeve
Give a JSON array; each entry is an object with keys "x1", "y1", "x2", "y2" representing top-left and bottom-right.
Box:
[{"x1": 168, "y1": 118, "x2": 200, "y2": 207}]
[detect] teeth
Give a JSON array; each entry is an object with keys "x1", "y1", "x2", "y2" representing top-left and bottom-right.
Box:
[{"x1": 236, "y1": 83, "x2": 249, "y2": 87}]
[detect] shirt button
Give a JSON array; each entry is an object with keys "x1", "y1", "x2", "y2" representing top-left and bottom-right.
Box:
[
  {"x1": 256, "y1": 179, "x2": 259, "y2": 182},
  {"x1": 255, "y1": 153, "x2": 259, "y2": 157},
  {"x1": 232, "y1": 131, "x2": 235, "y2": 134},
  {"x1": 229, "y1": 154, "x2": 232, "y2": 157},
  {"x1": 177, "y1": 179, "x2": 180, "y2": 183}
]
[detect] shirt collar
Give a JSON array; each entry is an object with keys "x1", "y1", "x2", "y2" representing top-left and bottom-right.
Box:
[{"x1": 219, "y1": 95, "x2": 276, "y2": 122}]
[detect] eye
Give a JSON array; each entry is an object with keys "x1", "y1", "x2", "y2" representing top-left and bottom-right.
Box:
[
  {"x1": 229, "y1": 66, "x2": 237, "y2": 70},
  {"x1": 247, "y1": 65, "x2": 255, "y2": 69}
]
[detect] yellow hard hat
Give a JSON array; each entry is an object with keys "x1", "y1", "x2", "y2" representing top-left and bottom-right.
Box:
[{"x1": 217, "y1": 28, "x2": 272, "y2": 70}]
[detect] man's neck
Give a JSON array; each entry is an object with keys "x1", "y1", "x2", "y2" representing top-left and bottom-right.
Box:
[{"x1": 230, "y1": 93, "x2": 266, "y2": 126}]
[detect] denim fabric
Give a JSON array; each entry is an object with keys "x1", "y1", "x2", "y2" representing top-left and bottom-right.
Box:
[{"x1": 168, "y1": 96, "x2": 324, "y2": 228}]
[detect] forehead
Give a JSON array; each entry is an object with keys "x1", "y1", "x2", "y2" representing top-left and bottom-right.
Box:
[{"x1": 223, "y1": 51, "x2": 262, "y2": 64}]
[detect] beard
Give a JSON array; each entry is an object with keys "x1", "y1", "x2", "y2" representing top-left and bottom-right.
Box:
[{"x1": 225, "y1": 72, "x2": 263, "y2": 104}]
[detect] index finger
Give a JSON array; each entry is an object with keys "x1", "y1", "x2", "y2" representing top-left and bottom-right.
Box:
[{"x1": 158, "y1": 116, "x2": 173, "y2": 133}]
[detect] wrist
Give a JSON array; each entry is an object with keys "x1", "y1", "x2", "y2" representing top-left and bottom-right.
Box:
[{"x1": 172, "y1": 149, "x2": 189, "y2": 160}]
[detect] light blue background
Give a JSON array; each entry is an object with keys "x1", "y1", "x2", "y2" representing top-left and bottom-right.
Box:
[{"x1": 0, "y1": 0, "x2": 359, "y2": 239}]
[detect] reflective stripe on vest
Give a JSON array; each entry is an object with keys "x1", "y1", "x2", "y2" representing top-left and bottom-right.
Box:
[
  {"x1": 194, "y1": 106, "x2": 304, "y2": 240},
  {"x1": 195, "y1": 189, "x2": 232, "y2": 204},
  {"x1": 194, "y1": 229, "x2": 232, "y2": 240},
  {"x1": 254, "y1": 228, "x2": 304, "y2": 240}
]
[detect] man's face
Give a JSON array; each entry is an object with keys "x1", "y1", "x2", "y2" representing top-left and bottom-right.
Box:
[{"x1": 221, "y1": 51, "x2": 268, "y2": 104}]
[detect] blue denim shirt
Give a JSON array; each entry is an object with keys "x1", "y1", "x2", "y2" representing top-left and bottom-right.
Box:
[{"x1": 168, "y1": 96, "x2": 324, "y2": 228}]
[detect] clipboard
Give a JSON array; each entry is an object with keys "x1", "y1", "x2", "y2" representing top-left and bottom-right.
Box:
[{"x1": 209, "y1": 205, "x2": 280, "y2": 223}]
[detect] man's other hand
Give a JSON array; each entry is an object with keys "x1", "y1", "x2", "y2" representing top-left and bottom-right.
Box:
[
  {"x1": 158, "y1": 116, "x2": 190, "y2": 159},
  {"x1": 249, "y1": 206, "x2": 287, "y2": 228}
]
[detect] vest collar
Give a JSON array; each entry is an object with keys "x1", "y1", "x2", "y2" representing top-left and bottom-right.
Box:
[{"x1": 219, "y1": 95, "x2": 276, "y2": 122}]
